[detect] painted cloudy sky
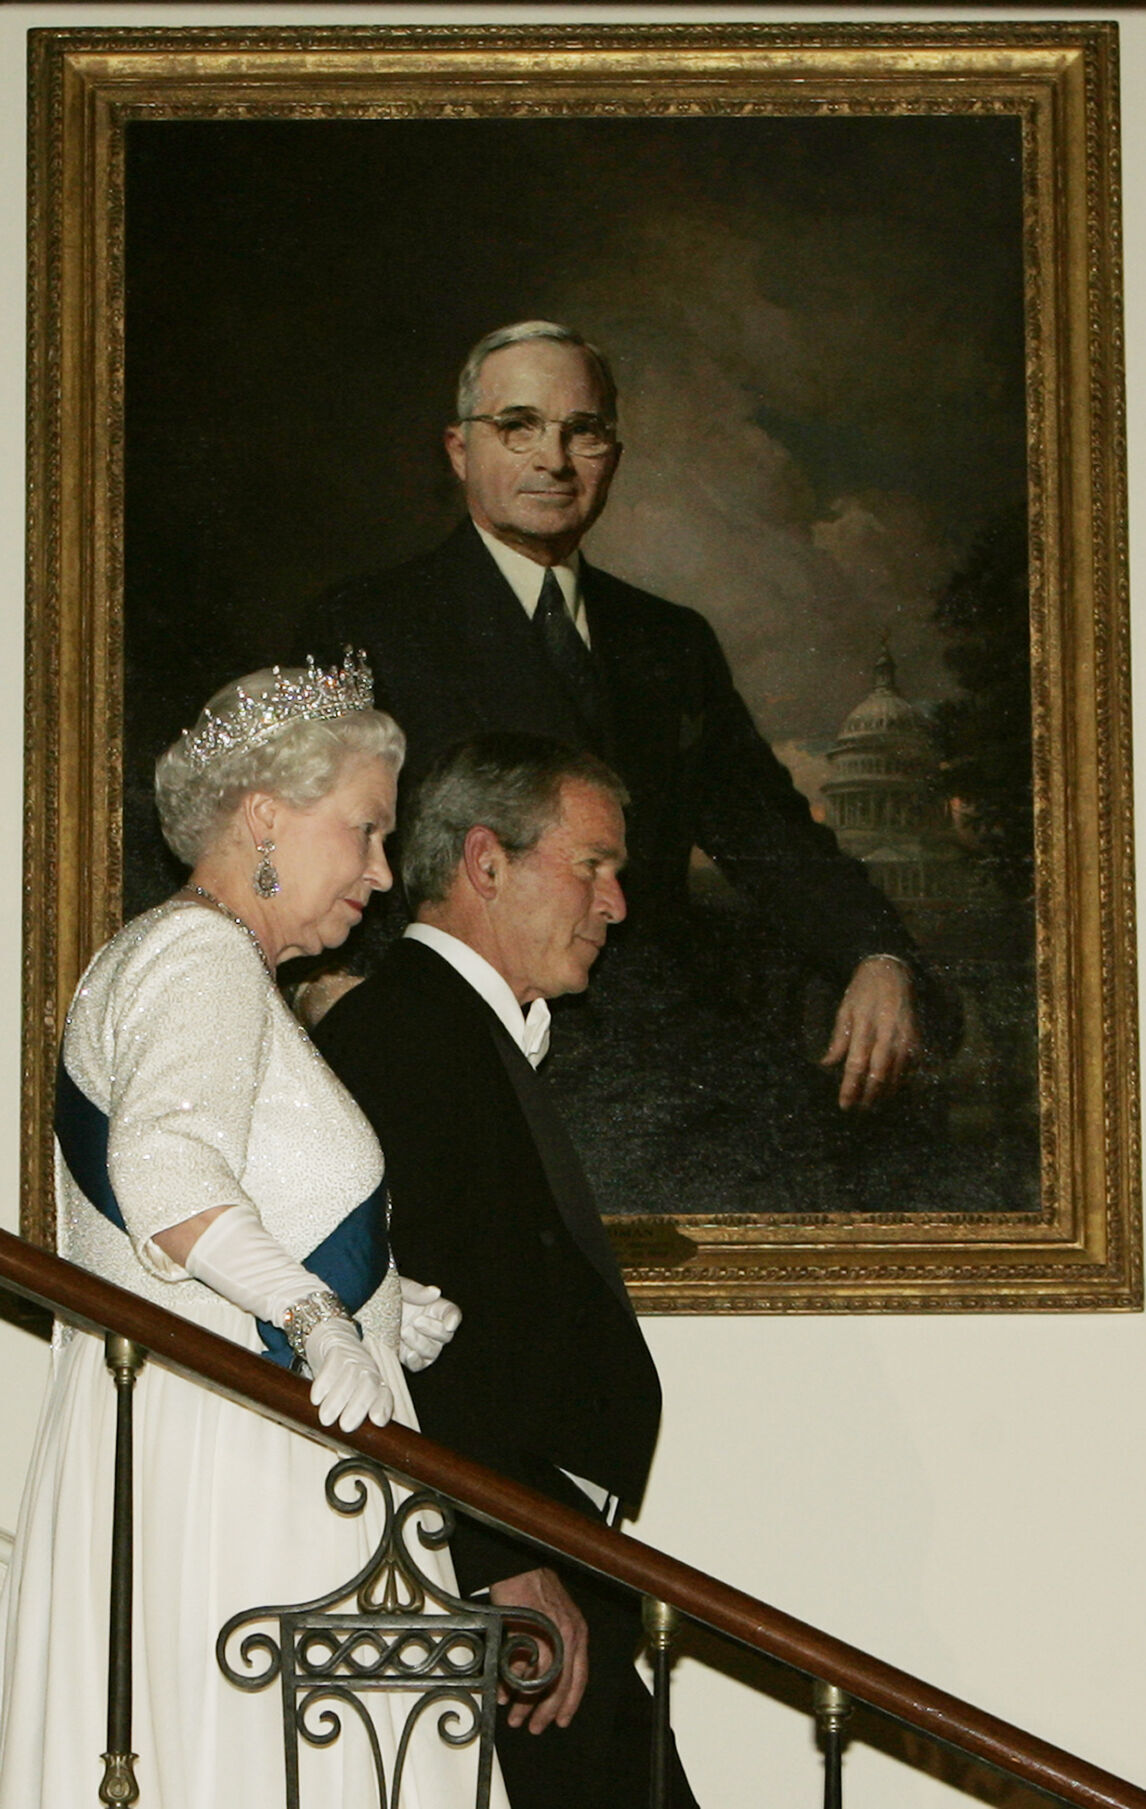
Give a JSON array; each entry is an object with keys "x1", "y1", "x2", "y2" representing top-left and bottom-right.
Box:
[{"x1": 126, "y1": 114, "x2": 1026, "y2": 803}]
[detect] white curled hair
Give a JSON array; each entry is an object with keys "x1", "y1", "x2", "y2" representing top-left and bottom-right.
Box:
[{"x1": 155, "y1": 668, "x2": 405, "y2": 867}]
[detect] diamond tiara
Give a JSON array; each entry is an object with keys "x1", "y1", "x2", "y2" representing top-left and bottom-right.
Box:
[{"x1": 182, "y1": 650, "x2": 375, "y2": 773}]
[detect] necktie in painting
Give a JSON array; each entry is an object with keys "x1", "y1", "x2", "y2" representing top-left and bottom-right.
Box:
[{"x1": 533, "y1": 567, "x2": 603, "y2": 734}]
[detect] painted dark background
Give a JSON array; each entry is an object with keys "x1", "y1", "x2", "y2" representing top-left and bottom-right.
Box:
[{"x1": 123, "y1": 113, "x2": 1034, "y2": 1215}]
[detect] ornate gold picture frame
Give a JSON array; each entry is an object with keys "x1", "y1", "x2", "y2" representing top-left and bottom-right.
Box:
[{"x1": 24, "y1": 23, "x2": 1138, "y2": 1310}]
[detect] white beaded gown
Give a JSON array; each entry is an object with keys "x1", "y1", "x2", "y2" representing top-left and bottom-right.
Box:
[{"x1": 0, "y1": 898, "x2": 509, "y2": 1809}]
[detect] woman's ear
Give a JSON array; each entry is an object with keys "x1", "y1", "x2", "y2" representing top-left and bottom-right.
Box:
[{"x1": 240, "y1": 790, "x2": 279, "y2": 846}]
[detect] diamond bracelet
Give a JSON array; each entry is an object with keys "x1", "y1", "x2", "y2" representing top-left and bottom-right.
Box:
[{"x1": 281, "y1": 1288, "x2": 351, "y2": 1362}]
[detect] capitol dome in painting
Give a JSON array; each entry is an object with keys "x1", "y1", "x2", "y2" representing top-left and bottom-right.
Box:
[{"x1": 821, "y1": 644, "x2": 970, "y2": 915}]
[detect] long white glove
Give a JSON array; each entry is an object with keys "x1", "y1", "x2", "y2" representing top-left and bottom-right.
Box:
[
  {"x1": 399, "y1": 1277, "x2": 462, "y2": 1372},
  {"x1": 303, "y1": 1316, "x2": 396, "y2": 1430},
  {"x1": 185, "y1": 1203, "x2": 394, "y2": 1431}
]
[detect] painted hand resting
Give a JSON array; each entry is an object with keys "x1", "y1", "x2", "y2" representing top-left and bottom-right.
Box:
[{"x1": 821, "y1": 955, "x2": 921, "y2": 1109}]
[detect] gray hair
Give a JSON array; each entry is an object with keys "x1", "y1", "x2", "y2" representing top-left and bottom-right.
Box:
[
  {"x1": 455, "y1": 321, "x2": 618, "y2": 425},
  {"x1": 155, "y1": 667, "x2": 405, "y2": 866},
  {"x1": 402, "y1": 732, "x2": 627, "y2": 914}
]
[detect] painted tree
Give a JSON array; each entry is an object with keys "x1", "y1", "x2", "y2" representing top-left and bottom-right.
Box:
[{"x1": 932, "y1": 500, "x2": 1033, "y2": 899}]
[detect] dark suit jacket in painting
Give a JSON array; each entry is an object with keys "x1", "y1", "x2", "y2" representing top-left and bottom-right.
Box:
[
  {"x1": 310, "y1": 518, "x2": 914, "y2": 978},
  {"x1": 313, "y1": 938, "x2": 698, "y2": 1809},
  {"x1": 305, "y1": 520, "x2": 957, "y2": 1217}
]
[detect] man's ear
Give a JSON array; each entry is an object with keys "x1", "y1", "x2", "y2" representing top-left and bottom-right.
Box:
[
  {"x1": 444, "y1": 423, "x2": 468, "y2": 484},
  {"x1": 461, "y1": 824, "x2": 505, "y2": 901},
  {"x1": 240, "y1": 791, "x2": 279, "y2": 847}
]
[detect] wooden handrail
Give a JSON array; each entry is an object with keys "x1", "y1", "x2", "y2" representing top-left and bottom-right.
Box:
[{"x1": 0, "y1": 1226, "x2": 1141, "y2": 1809}]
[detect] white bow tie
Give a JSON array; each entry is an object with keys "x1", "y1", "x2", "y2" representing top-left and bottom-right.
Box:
[{"x1": 521, "y1": 1001, "x2": 552, "y2": 1068}]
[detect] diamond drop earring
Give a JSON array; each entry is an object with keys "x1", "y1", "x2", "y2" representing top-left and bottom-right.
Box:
[{"x1": 252, "y1": 840, "x2": 281, "y2": 899}]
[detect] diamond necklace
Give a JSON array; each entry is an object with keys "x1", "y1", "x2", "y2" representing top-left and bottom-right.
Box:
[{"x1": 179, "y1": 884, "x2": 274, "y2": 978}]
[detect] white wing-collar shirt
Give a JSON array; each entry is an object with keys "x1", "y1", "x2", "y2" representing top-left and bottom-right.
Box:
[{"x1": 403, "y1": 922, "x2": 551, "y2": 1067}]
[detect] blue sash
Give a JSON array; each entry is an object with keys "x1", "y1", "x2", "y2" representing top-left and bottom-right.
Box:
[{"x1": 54, "y1": 1056, "x2": 391, "y2": 1368}]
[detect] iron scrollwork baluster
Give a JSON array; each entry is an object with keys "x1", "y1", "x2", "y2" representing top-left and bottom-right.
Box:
[{"x1": 218, "y1": 1457, "x2": 562, "y2": 1809}]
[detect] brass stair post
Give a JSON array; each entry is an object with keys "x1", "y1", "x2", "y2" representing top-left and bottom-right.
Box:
[
  {"x1": 642, "y1": 1596, "x2": 682, "y2": 1809},
  {"x1": 100, "y1": 1335, "x2": 146, "y2": 1807},
  {"x1": 814, "y1": 1679, "x2": 854, "y2": 1809}
]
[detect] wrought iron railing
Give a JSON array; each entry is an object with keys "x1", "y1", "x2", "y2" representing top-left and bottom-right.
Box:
[
  {"x1": 217, "y1": 1453, "x2": 556, "y2": 1809},
  {"x1": 1, "y1": 1225, "x2": 1144, "y2": 1809}
]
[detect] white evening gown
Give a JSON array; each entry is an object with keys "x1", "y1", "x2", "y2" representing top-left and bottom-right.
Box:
[{"x1": 0, "y1": 899, "x2": 510, "y2": 1809}]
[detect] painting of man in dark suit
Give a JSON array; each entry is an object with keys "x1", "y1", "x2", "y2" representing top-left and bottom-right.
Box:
[
  {"x1": 122, "y1": 110, "x2": 1036, "y2": 1225},
  {"x1": 303, "y1": 320, "x2": 965, "y2": 1215}
]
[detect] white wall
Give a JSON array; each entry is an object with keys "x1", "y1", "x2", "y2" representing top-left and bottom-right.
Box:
[{"x1": 1, "y1": 7, "x2": 1143, "y2": 1805}]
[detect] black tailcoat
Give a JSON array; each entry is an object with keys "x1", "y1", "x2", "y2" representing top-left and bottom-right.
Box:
[
  {"x1": 312, "y1": 938, "x2": 661, "y2": 1580},
  {"x1": 313, "y1": 938, "x2": 697, "y2": 1807}
]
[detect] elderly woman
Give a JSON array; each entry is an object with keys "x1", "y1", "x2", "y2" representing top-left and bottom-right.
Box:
[{"x1": 0, "y1": 656, "x2": 508, "y2": 1809}]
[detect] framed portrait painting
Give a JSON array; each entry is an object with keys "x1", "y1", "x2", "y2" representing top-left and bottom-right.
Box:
[{"x1": 23, "y1": 22, "x2": 1139, "y2": 1309}]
